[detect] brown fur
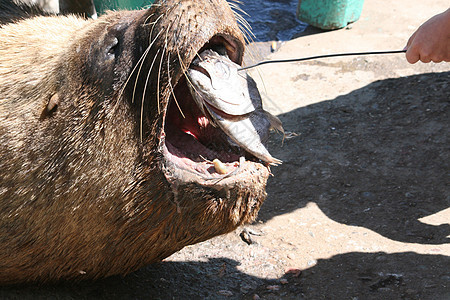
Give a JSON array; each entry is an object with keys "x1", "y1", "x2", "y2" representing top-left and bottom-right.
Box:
[{"x1": 0, "y1": 0, "x2": 269, "y2": 284}]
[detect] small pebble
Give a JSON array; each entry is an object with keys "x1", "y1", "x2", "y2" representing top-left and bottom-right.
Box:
[
  {"x1": 266, "y1": 285, "x2": 280, "y2": 291},
  {"x1": 307, "y1": 259, "x2": 317, "y2": 266},
  {"x1": 405, "y1": 192, "x2": 414, "y2": 198},
  {"x1": 285, "y1": 267, "x2": 302, "y2": 277},
  {"x1": 361, "y1": 191, "x2": 376, "y2": 201},
  {"x1": 375, "y1": 255, "x2": 387, "y2": 262},
  {"x1": 240, "y1": 230, "x2": 253, "y2": 245},
  {"x1": 280, "y1": 278, "x2": 289, "y2": 285},
  {"x1": 218, "y1": 290, "x2": 233, "y2": 297},
  {"x1": 440, "y1": 274, "x2": 450, "y2": 281}
]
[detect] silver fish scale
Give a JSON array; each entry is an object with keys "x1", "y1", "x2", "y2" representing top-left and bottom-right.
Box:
[{"x1": 187, "y1": 50, "x2": 283, "y2": 165}]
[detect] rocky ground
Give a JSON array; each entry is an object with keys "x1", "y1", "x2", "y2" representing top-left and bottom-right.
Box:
[{"x1": 1, "y1": 0, "x2": 449, "y2": 299}]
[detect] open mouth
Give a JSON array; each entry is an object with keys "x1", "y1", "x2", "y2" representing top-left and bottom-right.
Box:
[{"x1": 161, "y1": 35, "x2": 281, "y2": 184}]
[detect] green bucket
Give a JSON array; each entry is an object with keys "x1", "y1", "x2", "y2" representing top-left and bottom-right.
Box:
[
  {"x1": 297, "y1": 0, "x2": 364, "y2": 30},
  {"x1": 93, "y1": 0, "x2": 155, "y2": 14}
]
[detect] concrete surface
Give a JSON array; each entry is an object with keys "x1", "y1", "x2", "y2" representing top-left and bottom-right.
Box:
[{"x1": 249, "y1": 0, "x2": 450, "y2": 113}]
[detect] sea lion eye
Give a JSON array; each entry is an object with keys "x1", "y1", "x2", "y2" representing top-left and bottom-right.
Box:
[{"x1": 107, "y1": 37, "x2": 119, "y2": 58}]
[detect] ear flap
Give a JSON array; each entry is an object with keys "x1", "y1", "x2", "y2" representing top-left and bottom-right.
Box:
[{"x1": 40, "y1": 93, "x2": 60, "y2": 120}]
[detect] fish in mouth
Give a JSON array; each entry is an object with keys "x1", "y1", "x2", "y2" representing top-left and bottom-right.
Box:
[
  {"x1": 188, "y1": 49, "x2": 283, "y2": 165},
  {"x1": 146, "y1": 2, "x2": 283, "y2": 188},
  {"x1": 163, "y1": 47, "x2": 283, "y2": 184}
]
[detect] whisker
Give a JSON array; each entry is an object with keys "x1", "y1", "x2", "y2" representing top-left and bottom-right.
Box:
[
  {"x1": 227, "y1": 0, "x2": 259, "y2": 67},
  {"x1": 226, "y1": 1, "x2": 270, "y2": 111},
  {"x1": 132, "y1": 47, "x2": 151, "y2": 104},
  {"x1": 172, "y1": 11, "x2": 204, "y2": 101},
  {"x1": 177, "y1": 45, "x2": 201, "y2": 98},
  {"x1": 156, "y1": 42, "x2": 165, "y2": 115},
  {"x1": 167, "y1": 51, "x2": 185, "y2": 119},
  {"x1": 228, "y1": 1, "x2": 253, "y2": 37},
  {"x1": 173, "y1": 15, "x2": 189, "y2": 73},
  {"x1": 116, "y1": 13, "x2": 164, "y2": 106},
  {"x1": 155, "y1": 9, "x2": 178, "y2": 114},
  {"x1": 173, "y1": 10, "x2": 198, "y2": 95},
  {"x1": 140, "y1": 48, "x2": 161, "y2": 143},
  {"x1": 132, "y1": 25, "x2": 163, "y2": 104},
  {"x1": 164, "y1": 13, "x2": 185, "y2": 119},
  {"x1": 191, "y1": 45, "x2": 204, "y2": 63},
  {"x1": 142, "y1": 13, "x2": 155, "y2": 26},
  {"x1": 116, "y1": 48, "x2": 147, "y2": 104},
  {"x1": 236, "y1": 12, "x2": 256, "y2": 46}
]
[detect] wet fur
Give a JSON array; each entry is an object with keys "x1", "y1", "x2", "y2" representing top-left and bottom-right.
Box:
[{"x1": 0, "y1": 0, "x2": 269, "y2": 284}]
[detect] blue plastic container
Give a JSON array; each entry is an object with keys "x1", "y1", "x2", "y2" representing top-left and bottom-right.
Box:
[
  {"x1": 93, "y1": 0, "x2": 154, "y2": 14},
  {"x1": 297, "y1": 0, "x2": 364, "y2": 30}
]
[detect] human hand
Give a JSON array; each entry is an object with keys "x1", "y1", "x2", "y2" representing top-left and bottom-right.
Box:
[{"x1": 405, "y1": 8, "x2": 450, "y2": 63}]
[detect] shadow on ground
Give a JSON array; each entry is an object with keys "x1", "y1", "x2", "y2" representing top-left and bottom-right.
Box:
[
  {"x1": 1, "y1": 252, "x2": 449, "y2": 299},
  {"x1": 263, "y1": 71, "x2": 450, "y2": 245},
  {"x1": 1, "y1": 72, "x2": 448, "y2": 299}
]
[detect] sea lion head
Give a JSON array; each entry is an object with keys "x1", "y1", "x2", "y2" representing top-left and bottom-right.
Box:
[
  {"x1": 0, "y1": 0, "x2": 274, "y2": 283},
  {"x1": 67, "y1": 0, "x2": 265, "y2": 226}
]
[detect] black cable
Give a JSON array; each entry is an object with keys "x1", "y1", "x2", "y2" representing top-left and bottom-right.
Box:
[{"x1": 238, "y1": 49, "x2": 407, "y2": 71}]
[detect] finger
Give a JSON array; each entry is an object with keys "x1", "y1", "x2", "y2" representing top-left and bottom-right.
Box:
[
  {"x1": 431, "y1": 55, "x2": 443, "y2": 63},
  {"x1": 431, "y1": 55, "x2": 444, "y2": 63},
  {"x1": 405, "y1": 48, "x2": 420, "y2": 64},
  {"x1": 420, "y1": 54, "x2": 432, "y2": 63}
]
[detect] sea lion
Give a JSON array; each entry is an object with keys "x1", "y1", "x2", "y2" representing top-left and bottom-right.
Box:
[{"x1": 0, "y1": 0, "x2": 280, "y2": 284}]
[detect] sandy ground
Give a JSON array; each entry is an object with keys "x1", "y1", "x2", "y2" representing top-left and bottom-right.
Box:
[{"x1": 1, "y1": 0, "x2": 449, "y2": 299}]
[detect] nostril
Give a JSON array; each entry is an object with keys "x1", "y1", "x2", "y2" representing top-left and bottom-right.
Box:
[{"x1": 107, "y1": 37, "x2": 119, "y2": 58}]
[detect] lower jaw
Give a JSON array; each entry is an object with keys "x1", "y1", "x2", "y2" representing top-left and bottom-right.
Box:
[{"x1": 160, "y1": 140, "x2": 269, "y2": 189}]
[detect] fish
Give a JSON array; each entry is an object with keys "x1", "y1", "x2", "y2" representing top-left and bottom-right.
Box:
[{"x1": 187, "y1": 49, "x2": 283, "y2": 165}]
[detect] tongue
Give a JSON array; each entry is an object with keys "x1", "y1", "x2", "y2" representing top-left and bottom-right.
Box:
[{"x1": 187, "y1": 50, "x2": 283, "y2": 165}]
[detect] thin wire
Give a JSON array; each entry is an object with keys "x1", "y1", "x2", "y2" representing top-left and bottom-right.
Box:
[{"x1": 238, "y1": 49, "x2": 407, "y2": 71}]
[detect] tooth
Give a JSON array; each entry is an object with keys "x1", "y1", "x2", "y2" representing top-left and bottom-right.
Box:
[{"x1": 213, "y1": 158, "x2": 228, "y2": 174}]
